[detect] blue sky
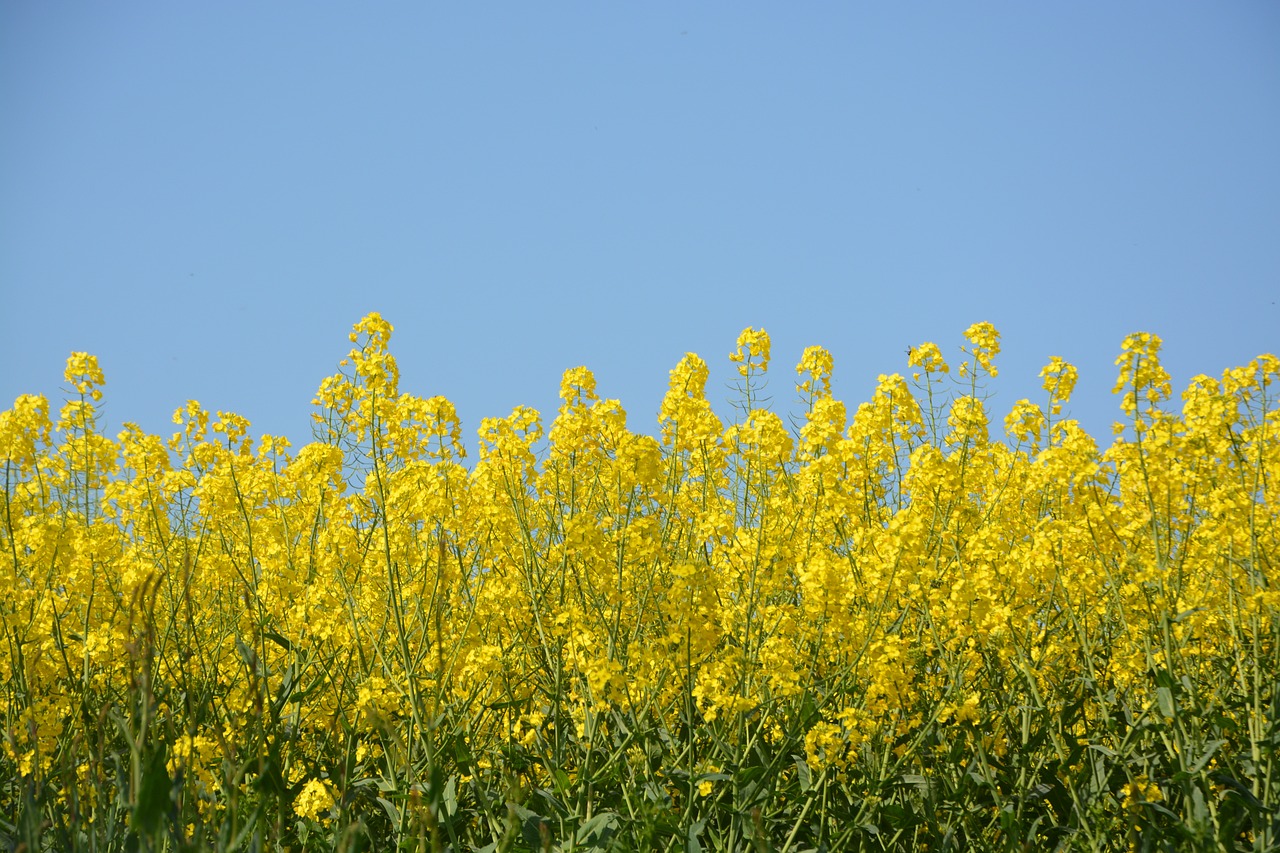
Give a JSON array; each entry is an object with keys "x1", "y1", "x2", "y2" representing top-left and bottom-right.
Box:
[{"x1": 3, "y1": 3, "x2": 1277, "y2": 457}]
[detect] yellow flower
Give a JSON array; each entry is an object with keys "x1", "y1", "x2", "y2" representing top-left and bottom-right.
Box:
[
  {"x1": 1004, "y1": 399, "x2": 1044, "y2": 443},
  {"x1": 962, "y1": 322, "x2": 1001, "y2": 377},
  {"x1": 1039, "y1": 356, "x2": 1078, "y2": 415},
  {"x1": 1121, "y1": 776, "x2": 1162, "y2": 811},
  {"x1": 349, "y1": 311, "x2": 394, "y2": 346},
  {"x1": 64, "y1": 352, "x2": 106, "y2": 397},
  {"x1": 729, "y1": 327, "x2": 771, "y2": 377},
  {"x1": 907, "y1": 341, "x2": 949, "y2": 374},
  {"x1": 796, "y1": 345, "x2": 835, "y2": 398},
  {"x1": 954, "y1": 692, "x2": 981, "y2": 725},
  {"x1": 6, "y1": 316, "x2": 1278, "y2": 849},
  {"x1": 1113, "y1": 331, "x2": 1171, "y2": 416},
  {"x1": 294, "y1": 779, "x2": 336, "y2": 823}
]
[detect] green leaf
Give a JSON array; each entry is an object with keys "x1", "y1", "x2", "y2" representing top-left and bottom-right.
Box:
[
  {"x1": 1142, "y1": 801, "x2": 1181, "y2": 821},
  {"x1": 235, "y1": 635, "x2": 259, "y2": 672},
  {"x1": 643, "y1": 780, "x2": 669, "y2": 805},
  {"x1": 484, "y1": 697, "x2": 529, "y2": 711},
  {"x1": 881, "y1": 803, "x2": 916, "y2": 829},
  {"x1": 534, "y1": 786, "x2": 566, "y2": 815},
  {"x1": 1190, "y1": 785, "x2": 1209, "y2": 825},
  {"x1": 262, "y1": 628, "x2": 293, "y2": 651},
  {"x1": 576, "y1": 812, "x2": 619, "y2": 845},
  {"x1": 287, "y1": 673, "x2": 327, "y2": 705},
  {"x1": 442, "y1": 774, "x2": 458, "y2": 818},
  {"x1": 377, "y1": 796, "x2": 400, "y2": 826},
  {"x1": 131, "y1": 744, "x2": 172, "y2": 836},
  {"x1": 900, "y1": 774, "x2": 929, "y2": 792},
  {"x1": 254, "y1": 752, "x2": 288, "y2": 799},
  {"x1": 271, "y1": 662, "x2": 299, "y2": 716},
  {"x1": 687, "y1": 818, "x2": 707, "y2": 853},
  {"x1": 1187, "y1": 740, "x2": 1224, "y2": 775},
  {"x1": 794, "y1": 757, "x2": 812, "y2": 792}
]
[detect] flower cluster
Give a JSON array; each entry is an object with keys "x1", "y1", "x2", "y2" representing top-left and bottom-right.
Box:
[{"x1": 2, "y1": 316, "x2": 1277, "y2": 851}]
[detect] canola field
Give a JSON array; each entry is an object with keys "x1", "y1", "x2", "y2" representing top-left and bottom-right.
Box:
[{"x1": 2, "y1": 315, "x2": 1277, "y2": 852}]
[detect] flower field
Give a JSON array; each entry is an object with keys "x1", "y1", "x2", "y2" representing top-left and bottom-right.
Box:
[{"x1": 2, "y1": 315, "x2": 1277, "y2": 852}]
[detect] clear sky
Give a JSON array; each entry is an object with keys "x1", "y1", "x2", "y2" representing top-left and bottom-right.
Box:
[{"x1": 3, "y1": 3, "x2": 1277, "y2": 458}]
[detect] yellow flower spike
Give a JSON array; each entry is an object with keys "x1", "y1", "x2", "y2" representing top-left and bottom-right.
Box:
[
  {"x1": 796, "y1": 345, "x2": 835, "y2": 398},
  {"x1": 0, "y1": 394, "x2": 52, "y2": 468},
  {"x1": 63, "y1": 352, "x2": 106, "y2": 395},
  {"x1": 954, "y1": 692, "x2": 982, "y2": 725},
  {"x1": 558, "y1": 366, "x2": 598, "y2": 407},
  {"x1": 294, "y1": 779, "x2": 336, "y2": 823},
  {"x1": 1039, "y1": 356, "x2": 1079, "y2": 416},
  {"x1": 1121, "y1": 776, "x2": 1163, "y2": 812},
  {"x1": 659, "y1": 352, "x2": 725, "y2": 453},
  {"x1": 799, "y1": 397, "x2": 847, "y2": 455},
  {"x1": 349, "y1": 311, "x2": 394, "y2": 347},
  {"x1": 1004, "y1": 399, "x2": 1045, "y2": 444},
  {"x1": 1113, "y1": 332, "x2": 1171, "y2": 417},
  {"x1": 907, "y1": 341, "x2": 949, "y2": 374},
  {"x1": 731, "y1": 326, "x2": 771, "y2": 377},
  {"x1": 962, "y1": 321, "x2": 1001, "y2": 377}
]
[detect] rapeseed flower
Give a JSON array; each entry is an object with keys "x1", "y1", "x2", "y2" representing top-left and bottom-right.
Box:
[{"x1": 4, "y1": 314, "x2": 1277, "y2": 851}]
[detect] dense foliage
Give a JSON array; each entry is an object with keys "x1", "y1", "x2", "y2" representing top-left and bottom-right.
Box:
[{"x1": 2, "y1": 315, "x2": 1277, "y2": 852}]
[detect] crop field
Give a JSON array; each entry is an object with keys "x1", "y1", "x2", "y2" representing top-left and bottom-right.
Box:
[{"x1": 2, "y1": 315, "x2": 1277, "y2": 851}]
